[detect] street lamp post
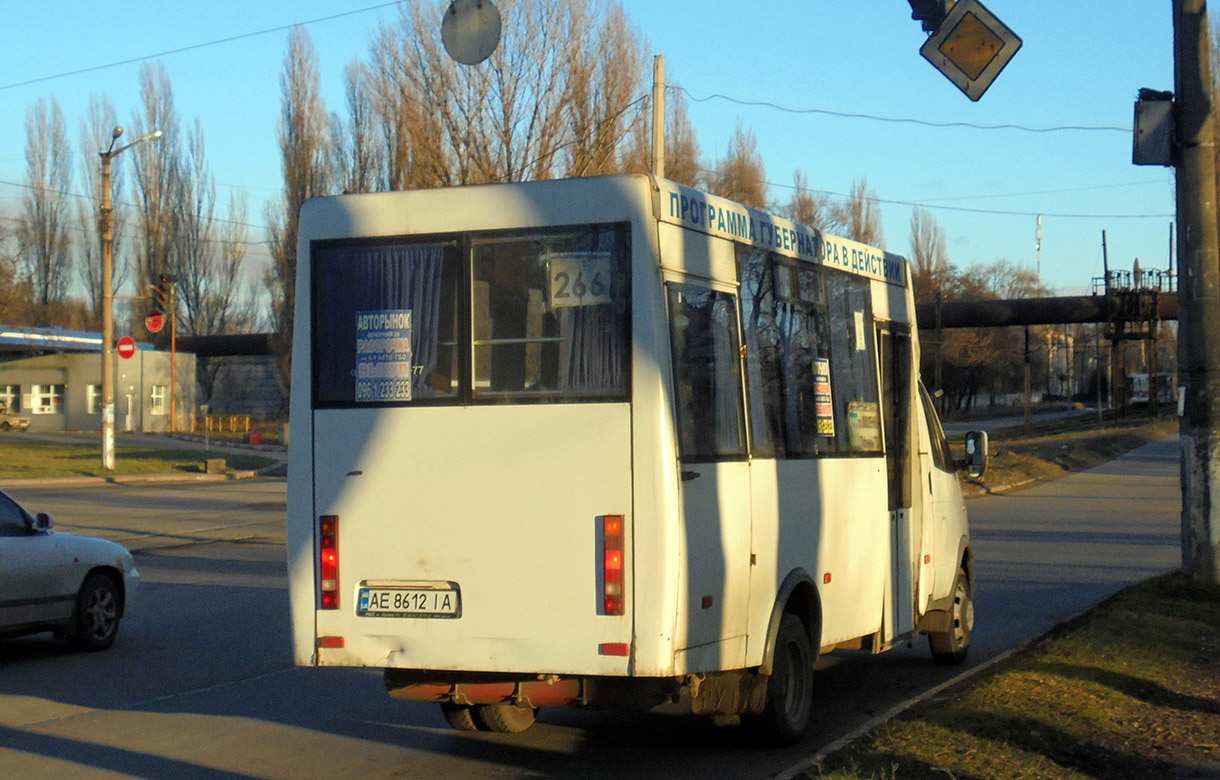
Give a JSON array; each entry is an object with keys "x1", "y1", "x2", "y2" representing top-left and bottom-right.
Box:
[{"x1": 99, "y1": 126, "x2": 161, "y2": 470}]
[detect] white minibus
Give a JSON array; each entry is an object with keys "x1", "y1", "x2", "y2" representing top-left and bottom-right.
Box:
[{"x1": 286, "y1": 174, "x2": 986, "y2": 743}]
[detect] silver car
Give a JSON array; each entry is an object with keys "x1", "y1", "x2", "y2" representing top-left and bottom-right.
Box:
[{"x1": 0, "y1": 488, "x2": 139, "y2": 650}]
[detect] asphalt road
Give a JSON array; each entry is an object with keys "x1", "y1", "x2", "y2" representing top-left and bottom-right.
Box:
[{"x1": 0, "y1": 437, "x2": 1182, "y2": 779}]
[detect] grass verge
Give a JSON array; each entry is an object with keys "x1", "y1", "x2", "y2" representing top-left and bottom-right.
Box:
[
  {"x1": 962, "y1": 418, "x2": 1178, "y2": 496},
  {"x1": 811, "y1": 573, "x2": 1220, "y2": 780},
  {"x1": 0, "y1": 440, "x2": 276, "y2": 480}
]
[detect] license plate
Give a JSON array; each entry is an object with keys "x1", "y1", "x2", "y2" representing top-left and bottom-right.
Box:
[{"x1": 357, "y1": 584, "x2": 460, "y2": 618}]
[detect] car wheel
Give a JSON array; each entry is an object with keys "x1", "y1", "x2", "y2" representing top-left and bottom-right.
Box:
[
  {"x1": 475, "y1": 703, "x2": 537, "y2": 733},
  {"x1": 440, "y1": 702, "x2": 485, "y2": 731},
  {"x1": 929, "y1": 566, "x2": 973, "y2": 665},
  {"x1": 0, "y1": 422, "x2": 10, "y2": 431},
  {"x1": 753, "y1": 613, "x2": 814, "y2": 745},
  {"x1": 68, "y1": 573, "x2": 121, "y2": 651}
]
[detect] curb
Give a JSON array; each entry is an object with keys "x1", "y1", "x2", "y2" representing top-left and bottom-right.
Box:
[
  {"x1": 772, "y1": 585, "x2": 1154, "y2": 780},
  {"x1": 773, "y1": 642, "x2": 1032, "y2": 780},
  {"x1": 0, "y1": 470, "x2": 259, "y2": 489},
  {"x1": 962, "y1": 476, "x2": 1040, "y2": 498},
  {"x1": 159, "y1": 431, "x2": 287, "y2": 455}
]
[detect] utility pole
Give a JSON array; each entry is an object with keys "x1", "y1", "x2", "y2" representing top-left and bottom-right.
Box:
[
  {"x1": 652, "y1": 55, "x2": 665, "y2": 179},
  {"x1": 1035, "y1": 214, "x2": 1043, "y2": 282},
  {"x1": 1174, "y1": 0, "x2": 1220, "y2": 583},
  {"x1": 99, "y1": 126, "x2": 161, "y2": 470}
]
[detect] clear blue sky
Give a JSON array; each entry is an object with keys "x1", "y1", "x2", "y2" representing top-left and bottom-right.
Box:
[{"x1": 0, "y1": 1, "x2": 1177, "y2": 296}]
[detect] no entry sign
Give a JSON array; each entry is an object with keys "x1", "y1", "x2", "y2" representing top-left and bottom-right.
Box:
[{"x1": 117, "y1": 336, "x2": 137, "y2": 360}]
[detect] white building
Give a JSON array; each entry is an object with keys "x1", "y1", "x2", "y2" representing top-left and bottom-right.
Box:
[{"x1": 0, "y1": 325, "x2": 195, "y2": 433}]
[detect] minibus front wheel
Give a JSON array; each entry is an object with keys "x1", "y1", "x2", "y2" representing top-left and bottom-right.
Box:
[
  {"x1": 754, "y1": 612, "x2": 814, "y2": 744},
  {"x1": 929, "y1": 566, "x2": 973, "y2": 665}
]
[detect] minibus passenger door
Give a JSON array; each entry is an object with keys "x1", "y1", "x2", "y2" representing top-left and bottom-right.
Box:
[
  {"x1": 666, "y1": 283, "x2": 753, "y2": 661},
  {"x1": 878, "y1": 325, "x2": 917, "y2": 636}
]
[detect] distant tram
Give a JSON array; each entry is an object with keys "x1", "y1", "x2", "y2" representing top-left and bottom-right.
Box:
[{"x1": 1128, "y1": 371, "x2": 1175, "y2": 406}]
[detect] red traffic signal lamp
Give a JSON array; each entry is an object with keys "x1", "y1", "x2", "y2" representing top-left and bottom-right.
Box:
[{"x1": 151, "y1": 273, "x2": 175, "y2": 315}]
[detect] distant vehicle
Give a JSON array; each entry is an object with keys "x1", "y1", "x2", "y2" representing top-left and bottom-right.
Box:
[
  {"x1": 287, "y1": 175, "x2": 986, "y2": 743},
  {"x1": 0, "y1": 403, "x2": 30, "y2": 431},
  {"x1": 0, "y1": 488, "x2": 139, "y2": 650},
  {"x1": 1128, "y1": 372, "x2": 1175, "y2": 406}
]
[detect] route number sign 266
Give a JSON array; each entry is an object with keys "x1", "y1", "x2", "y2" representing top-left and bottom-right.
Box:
[{"x1": 549, "y1": 252, "x2": 612, "y2": 309}]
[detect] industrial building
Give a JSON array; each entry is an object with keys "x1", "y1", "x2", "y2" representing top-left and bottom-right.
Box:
[{"x1": 0, "y1": 325, "x2": 195, "y2": 433}]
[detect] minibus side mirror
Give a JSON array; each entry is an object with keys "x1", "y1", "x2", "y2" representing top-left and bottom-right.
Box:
[{"x1": 958, "y1": 430, "x2": 988, "y2": 478}]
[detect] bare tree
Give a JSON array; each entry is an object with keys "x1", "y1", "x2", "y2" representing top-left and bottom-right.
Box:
[
  {"x1": 0, "y1": 213, "x2": 24, "y2": 324},
  {"x1": 362, "y1": 0, "x2": 648, "y2": 189},
  {"x1": 77, "y1": 95, "x2": 128, "y2": 329},
  {"x1": 662, "y1": 81, "x2": 701, "y2": 187},
  {"x1": 170, "y1": 118, "x2": 218, "y2": 337},
  {"x1": 267, "y1": 27, "x2": 331, "y2": 406},
  {"x1": 708, "y1": 121, "x2": 766, "y2": 208},
  {"x1": 17, "y1": 97, "x2": 74, "y2": 323},
  {"x1": 332, "y1": 61, "x2": 382, "y2": 193},
  {"x1": 563, "y1": 3, "x2": 647, "y2": 177},
  {"x1": 783, "y1": 169, "x2": 838, "y2": 232},
  {"x1": 130, "y1": 62, "x2": 182, "y2": 324},
  {"x1": 832, "y1": 177, "x2": 885, "y2": 248},
  {"x1": 909, "y1": 206, "x2": 952, "y2": 303}
]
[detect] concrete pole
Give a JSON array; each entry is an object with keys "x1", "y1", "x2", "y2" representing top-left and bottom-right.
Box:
[
  {"x1": 99, "y1": 151, "x2": 115, "y2": 470},
  {"x1": 652, "y1": 55, "x2": 665, "y2": 179},
  {"x1": 1023, "y1": 326, "x2": 1032, "y2": 433},
  {"x1": 1174, "y1": 0, "x2": 1220, "y2": 583},
  {"x1": 170, "y1": 283, "x2": 177, "y2": 433}
]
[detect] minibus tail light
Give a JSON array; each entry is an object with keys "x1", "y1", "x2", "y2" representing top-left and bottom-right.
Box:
[
  {"x1": 601, "y1": 515, "x2": 625, "y2": 615},
  {"x1": 319, "y1": 515, "x2": 339, "y2": 609}
]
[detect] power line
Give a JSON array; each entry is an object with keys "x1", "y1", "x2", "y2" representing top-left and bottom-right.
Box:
[
  {"x1": 0, "y1": 2, "x2": 400, "y2": 93},
  {"x1": 917, "y1": 179, "x2": 1170, "y2": 204},
  {"x1": 0, "y1": 178, "x2": 271, "y2": 235},
  {"x1": 699, "y1": 169, "x2": 1174, "y2": 220},
  {"x1": 674, "y1": 85, "x2": 1129, "y2": 134},
  {"x1": 0, "y1": 211, "x2": 275, "y2": 254}
]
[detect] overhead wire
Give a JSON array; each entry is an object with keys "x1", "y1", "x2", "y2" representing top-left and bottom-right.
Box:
[
  {"x1": 0, "y1": 178, "x2": 272, "y2": 238},
  {"x1": 673, "y1": 85, "x2": 1129, "y2": 134},
  {"x1": 0, "y1": 2, "x2": 401, "y2": 93},
  {"x1": 695, "y1": 168, "x2": 1175, "y2": 220}
]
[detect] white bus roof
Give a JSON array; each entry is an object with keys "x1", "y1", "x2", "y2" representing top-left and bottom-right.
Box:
[
  {"x1": 301, "y1": 174, "x2": 908, "y2": 288},
  {"x1": 656, "y1": 179, "x2": 907, "y2": 287}
]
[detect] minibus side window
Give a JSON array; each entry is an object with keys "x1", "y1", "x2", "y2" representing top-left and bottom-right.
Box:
[
  {"x1": 738, "y1": 247, "x2": 784, "y2": 457},
  {"x1": 667, "y1": 284, "x2": 747, "y2": 461},
  {"x1": 918, "y1": 382, "x2": 954, "y2": 472},
  {"x1": 824, "y1": 269, "x2": 883, "y2": 454}
]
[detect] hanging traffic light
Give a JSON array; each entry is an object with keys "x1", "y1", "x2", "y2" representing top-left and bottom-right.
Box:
[
  {"x1": 908, "y1": 0, "x2": 949, "y2": 33},
  {"x1": 151, "y1": 274, "x2": 174, "y2": 315}
]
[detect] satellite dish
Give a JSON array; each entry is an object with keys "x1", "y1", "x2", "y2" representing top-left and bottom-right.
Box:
[{"x1": 441, "y1": 0, "x2": 502, "y2": 66}]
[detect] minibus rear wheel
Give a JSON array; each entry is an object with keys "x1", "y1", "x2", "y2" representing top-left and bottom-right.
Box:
[
  {"x1": 440, "y1": 702, "x2": 484, "y2": 731},
  {"x1": 476, "y1": 702, "x2": 537, "y2": 733}
]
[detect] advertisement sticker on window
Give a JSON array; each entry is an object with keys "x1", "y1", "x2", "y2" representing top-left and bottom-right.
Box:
[
  {"x1": 355, "y1": 309, "x2": 414, "y2": 402},
  {"x1": 847, "y1": 401, "x2": 882, "y2": 452},
  {"x1": 548, "y1": 252, "x2": 613, "y2": 308},
  {"x1": 813, "y1": 357, "x2": 835, "y2": 436}
]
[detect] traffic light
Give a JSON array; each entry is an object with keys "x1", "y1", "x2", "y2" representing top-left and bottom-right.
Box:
[
  {"x1": 908, "y1": 0, "x2": 949, "y2": 33},
  {"x1": 151, "y1": 274, "x2": 174, "y2": 315}
]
